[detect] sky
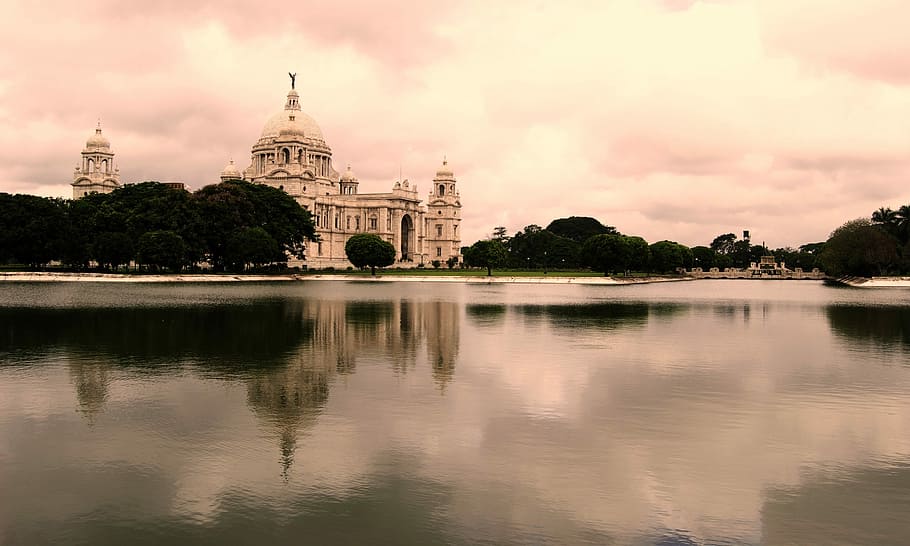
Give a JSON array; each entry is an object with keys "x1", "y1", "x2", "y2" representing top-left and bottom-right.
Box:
[{"x1": 1, "y1": 0, "x2": 908, "y2": 248}]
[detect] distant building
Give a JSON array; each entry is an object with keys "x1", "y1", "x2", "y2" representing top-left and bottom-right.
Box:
[
  {"x1": 221, "y1": 77, "x2": 463, "y2": 269},
  {"x1": 71, "y1": 122, "x2": 121, "y2": 198}
]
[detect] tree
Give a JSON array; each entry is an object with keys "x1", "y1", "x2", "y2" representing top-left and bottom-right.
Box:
[
  {"x1": 819, "y1": 219, "x2": 899, "y2": 277},
  {"x1": 624, "y1": 236, "x2": 651, "y2": 273},
  {"x1": 710, "y1": 233, "x2": 737, "y2": 255},
  {"x1": 492, "y1": 226, "x2": 509, "y2": 242},
  {"x1": 463, "y1": 239, "x2": 508, "y2": 276},
  {"x1": 137, "y1": 230, "x2": 187, "y2": 272},
  {"x1": 649, "y1": 241, "x2": 693, "y2": 273},
  {"x1": 345, "y1": 233, "x2": 396, "y2": 275},
  {"x1": 225, "y1": 227, "x2": 283, "y2": 271},
  {"x1": 581, "y1": 234, "x2": 628, "y2": 276},
  {"x1": 0, "y1": 194, "x2": 69, "y2": 267},
  {"x1": 691, "y1": 246, "x2": 716, "y2": 269},
  {"x1": 546, "y1": 216, "x2": 617, "y2": 243},
  {"x1": 895, "y1": 205, "x2": 910, "y2": 245},
  {"x1": 193, "y1": 180, "x2": 316, "y2": 270},
  {"x1": 507, "y1": 225, "x2": 581, "y2": 269},
  {"x1": 93, "y1": 232, "x2": 134, "y2": 270}
]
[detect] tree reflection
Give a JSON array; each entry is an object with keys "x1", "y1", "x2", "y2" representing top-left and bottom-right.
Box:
[
  {"x1": 512, "y1": 303, "x2": 650, "y2": 331},
  {"x1": 0, "y1": 303, "x2": 314, "y2": 371},
  {"x1": 465, "y1": 304, "x2": 506, "y2": 328},
  {"x1": 826, "y1": 305, "x2": 910, "y2": 349},
  {"x1": 763, "y1": 460, "x2": 910, "y2": 544}
]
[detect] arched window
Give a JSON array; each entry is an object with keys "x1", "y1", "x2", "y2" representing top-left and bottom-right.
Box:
[
  {"x1": 439, "y1": 184, "x2": 445, "y2": 196},
  {"x1": 101, "y1": 159, "x2": 108, "y2": 172},
  {"x1": 88, "y1": 158, "x2": 95, "y2": 172},
  {"x1": 282, "y1": 148, "x2": 290, "y2": 164}
]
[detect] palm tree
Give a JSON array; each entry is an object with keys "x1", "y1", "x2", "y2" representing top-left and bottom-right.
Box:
[
  {"x1": 896, "y1": 205, "x2": 910, "y2": 245},
  {"x1": 872, "y1": 206, "x2": 896, "y2": 225},
  {"x1": 872, "y1": 206, "x2": 902, "y2": 242}
]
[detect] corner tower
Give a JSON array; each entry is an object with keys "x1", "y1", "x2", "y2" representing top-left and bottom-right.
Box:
[
  {"x1": 425, "y1": 159, "x2": 462, "y2": 264},
  {"x1": 72, "y1": 122, "x2": 121, "y2": 199}
]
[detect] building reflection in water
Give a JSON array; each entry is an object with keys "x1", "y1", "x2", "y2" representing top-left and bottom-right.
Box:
[
  {"x1": 67, "y1": 359, "x2": 111, "y2": 425},
  {"x1": 2, "y1": 296, "x2": 460, "y2": 475},
  {"x1": 243, "y1": 298, "x2": 461, "y2": 475}
]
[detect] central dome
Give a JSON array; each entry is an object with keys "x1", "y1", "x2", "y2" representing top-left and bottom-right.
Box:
[{"x1": 259, "y1": 89, "x2": 325, "y2": 143}]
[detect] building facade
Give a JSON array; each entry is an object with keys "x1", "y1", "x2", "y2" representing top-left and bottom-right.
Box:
[
  {"x1": 71, "y1": 122, "x2": 121, "y2": 198},
  {"x1": 222, "y1": 80, "x2": 462, "y2": 269}
]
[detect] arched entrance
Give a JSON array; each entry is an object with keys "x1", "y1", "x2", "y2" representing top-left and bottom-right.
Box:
[{"x1": 401, "y1": 214, "x2": 413, "y2": 261}]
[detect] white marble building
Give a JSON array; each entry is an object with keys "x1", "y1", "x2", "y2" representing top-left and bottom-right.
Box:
[
  {"x1": 222, "y1": 79, "x2": 462, "y2": 269},
  {"x1": 71, "y1": 122, "x2": 121, "y2": 198}
]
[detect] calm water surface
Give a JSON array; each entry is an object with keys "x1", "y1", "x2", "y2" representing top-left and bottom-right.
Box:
[{"x1": 1, "y1": 280, "x2": 910, "y2": 545}]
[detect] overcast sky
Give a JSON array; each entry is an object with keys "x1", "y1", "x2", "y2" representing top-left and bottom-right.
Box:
[{"x1": 1, "y1": 0, "x2": 908, "y2": 248}]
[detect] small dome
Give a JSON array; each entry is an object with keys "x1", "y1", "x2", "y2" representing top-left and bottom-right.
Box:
[
  {"x1": 340, "y1": 165, "x2": 357, "y2": 182},
  {"x1": 221, "y1": 159, "x2": 241, "y2": 178},
  {"x1": 86, "y1": 124, "x2": 110, "y2": 150},
  {"x1": 435, "y1": 158, "x2": 454, "y2": 179}
]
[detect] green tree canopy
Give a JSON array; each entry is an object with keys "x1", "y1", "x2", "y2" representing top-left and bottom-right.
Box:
[
  {"x1": 193, "y1": 180, "x2": 316, "y2": 271},
  {"x1": 463, "y1": 239, "x2": 508, "y2": 276},
  {"x1": 507, "y1": 225, "x2": 581, "y2": 269},
  {"x1": 225, "y1": 227, "x2": 283, "y2": 271},
  {"x1": 137, "y1": 230, "x2": 187, "y2": 272},
  {"x1": 649, "y1": 240, "x2": 693, "y2": 273},
  {"x1": 710, "y1": 233, "x2": 737, "y2": 255},
  {"x1": 546, "y1": 216, "x2": 617, "y2": 243},
  {"x1": 691, "y1": 246, "x2": 716, "y2": 269},
  {"x1": 345, "y1": 233, "x2": 396, "y2": 275},
  {"x1": 582, "y1": 234, "x2": 629, "y2": 276},
  {"x1": 93, "y1": 232, "x2": 134, "y2": 270},
  {"x1": 0, "y1": 194, "x2": 69, "y2": 267},
  {"x1": 819, "y1": 219, "x2": 899, "y2": 277}
]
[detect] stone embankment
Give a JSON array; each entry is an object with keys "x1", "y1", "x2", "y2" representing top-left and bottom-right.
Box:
[
  {"x1": 0, "y1": 271, "x2": 694, "y2": 285},
  {"x1": 827, "y1": 276, "x2": 910, "y2": 288}
]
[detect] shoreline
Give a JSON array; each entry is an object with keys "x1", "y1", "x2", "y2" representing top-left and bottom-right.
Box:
[
  {"x1": 0, "y1": 271, "x2": 694, "y2": 285},
  {"x1": 827, "y1": 276, "x2": 910, "y2": 288}
]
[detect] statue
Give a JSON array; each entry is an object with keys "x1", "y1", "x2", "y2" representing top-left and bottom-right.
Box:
[{"x1": 289, "y1": 72, "x2": 297, "y2": 90}]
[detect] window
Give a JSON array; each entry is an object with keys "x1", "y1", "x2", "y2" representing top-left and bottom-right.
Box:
[
  {"x1": 387, "y1": 216, "x2": 392, "y2": 230},
  {"x1": 436, "y1": 247, "x2": 442, "y2": 257},
  {"x1": 346, "y1": 216, "x2": 351, "y2": 230},
  {"x1": 317, "y1": 242, "x2": 322, "y2": 255},
  {"x1": 282, "y1": 148, "x2": 290, "y2": 164},
  {"x1": 355, "y1": 217, "x2": 360, "y2": 230},
  {"x1": 335, "y1": 215, "x2": 340, "y2": 229},
  {"x1": 369, "y1": 217, "x2": 377, "y2": 230},
  {"x1": 436, "y1": 224, "x2": 443, "y2": 237},
  {"x1": 439, "y1": 184, "x2": 445, "y2": 196}
]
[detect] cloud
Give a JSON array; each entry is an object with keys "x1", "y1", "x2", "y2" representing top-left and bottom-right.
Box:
[{"x1": 1, "y1": 1, "x2": 909, "y2": 248}]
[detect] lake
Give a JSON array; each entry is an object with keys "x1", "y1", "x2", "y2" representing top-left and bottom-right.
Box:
[{"x1": 1, "y1": 280, "x2": 909, "y2": 545}]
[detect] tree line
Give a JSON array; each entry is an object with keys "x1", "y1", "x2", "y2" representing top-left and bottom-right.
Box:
[
  {"x1": 817, "y1": 205, "x2": 910, "y2": 277},
  {"x1": 0, "y1": 181, "x2": 316, "y2": 272},
  {"x1": 462, "y1": 216, "x2": 823, "y2": 276}
]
